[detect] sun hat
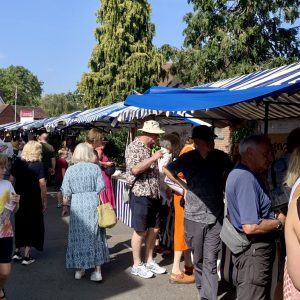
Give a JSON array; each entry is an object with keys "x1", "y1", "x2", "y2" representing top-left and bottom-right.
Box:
[
  {"x1": 138, "y1": 120, "x2": 165, "y2": 135},
  {"x1": 191, "y1": 125, "x2": 217, "y2": 141}
]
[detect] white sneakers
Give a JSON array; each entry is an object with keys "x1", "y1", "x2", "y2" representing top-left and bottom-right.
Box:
[
  {"x1": 146, "y1": 261, "x2": 167, "y2": 275},
  {"x1": 75, "y1": 269, "x2": 85, "y2": 279},
  {"x1": 131, "y1": 263, "x2": 154, "y2": 279},
  {"x1": 75, "y1": 269, "x2": 102, "y2": 282},
  {"x1": 90, "y1": 271, "x2": 102, "y2": 282},
  {"x1": 131, "y1": 261, "x2": 167, "y2": 279}
]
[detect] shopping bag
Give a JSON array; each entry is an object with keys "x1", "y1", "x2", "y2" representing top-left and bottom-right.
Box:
[{"x1": 97, "y1": 202, "x2": 117, "y2": 228}]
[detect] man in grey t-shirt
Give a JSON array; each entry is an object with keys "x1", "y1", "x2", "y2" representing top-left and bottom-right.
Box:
[{"x1": 164, "y1": 125, "x2": 232, "y2": 300}]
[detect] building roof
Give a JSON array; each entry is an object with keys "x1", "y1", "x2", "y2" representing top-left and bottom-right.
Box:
[
  {"x1": 158, "y1": 63, "x2": 181, "y2": 87},
  {"x1": 0, "y1": 104, "x2": 9, "y2": 114},
  {"x1": 0, "y1": 104, "x2": 48, "y2": 119},
  {"x1": 15, "y1": 106, "x2": 48, "y2": 119}
]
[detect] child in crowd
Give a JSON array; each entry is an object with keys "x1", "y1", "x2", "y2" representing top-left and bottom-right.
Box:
[
  {"x1": 0, "y1": 155, "x2": 20, "y2": 299},
  {"x1": 55, "y1": 148, "x2": 68, "y2": 208}
]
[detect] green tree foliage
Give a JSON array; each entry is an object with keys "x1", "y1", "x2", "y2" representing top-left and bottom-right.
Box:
[
  {"x1": 0, "y1": 65, "x2": 43, "y2": 106},
  {"x1": 40, "y1": 92, "x2": 83, "y2": 116},
  {"x1": 171, "y1": 0, "x2": 300, "y2": 86},
  {"x1": 105, "y1": 128, "x2": 128, "y2": 167},
  {"x1": 78, "y1": 0, "x2": 164, "y2": 107}
]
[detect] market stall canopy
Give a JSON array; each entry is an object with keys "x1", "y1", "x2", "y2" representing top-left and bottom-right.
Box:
[
  {"x1": 124, "y1": 62, "x2": 300, "y2": 123},
  {"x1": 0, "y1": 122, "x2": 15, "y2": 131},
  {"x1": 1, "y1": 121, "x2": 38, "y2": 131},
  {"x1": 44, "y1": 111, "x2": 82, "y2": 132},
  {"x1": 61, "y1": 101, "x2": 209, "y2": 128},
  {"x1": 0, "y1": 103, "x2": 209, "y2": 132}
]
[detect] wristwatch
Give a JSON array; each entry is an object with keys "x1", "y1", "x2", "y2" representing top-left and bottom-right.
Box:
[{"x1": 276, "y1": 221, "x2": 283, "y2": 231}]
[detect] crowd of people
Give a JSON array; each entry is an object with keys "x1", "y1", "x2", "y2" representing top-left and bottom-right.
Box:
[{"x1": 0, "y1": 121, "x2": 300, "y2": 299}]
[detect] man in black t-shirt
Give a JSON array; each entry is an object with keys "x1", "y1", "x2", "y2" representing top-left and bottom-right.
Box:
[{"x1": 164, "y1": 125, "x2": 232, "y2": 300}]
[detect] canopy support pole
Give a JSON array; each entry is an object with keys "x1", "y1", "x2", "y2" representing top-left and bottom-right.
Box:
[{"x1": 264, "y1": 102, "x2": 269, "y2": 135}]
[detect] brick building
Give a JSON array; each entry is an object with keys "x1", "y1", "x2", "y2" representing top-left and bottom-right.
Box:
[
  {"x1": 0, "y1": 104, "x2": 48, "y2": 125},
  {"x1": 214, "y1": 126, "x2": 232, "y2": 154}
]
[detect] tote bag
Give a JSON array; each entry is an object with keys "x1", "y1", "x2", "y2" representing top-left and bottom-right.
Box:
[{"x1": 97, "y1": 202, "x2": 117, "y2": 228}]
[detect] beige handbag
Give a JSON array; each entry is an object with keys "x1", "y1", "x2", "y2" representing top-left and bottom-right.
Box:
[{"x1": 97, "y1": 199, "x2": 117, "y2": 229}]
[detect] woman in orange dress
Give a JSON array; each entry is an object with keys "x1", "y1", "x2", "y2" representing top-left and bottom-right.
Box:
[{"x1": 169, "y1": 137, "x2": 195, "y2": 284}]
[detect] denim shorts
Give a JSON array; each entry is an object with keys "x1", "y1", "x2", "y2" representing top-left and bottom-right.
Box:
[
  {"x1": 130, "y1": 195, "x2": 161, "y2": 232},
  {"x1": 0, "y1": 237, "x2": 13, "y2": 263}
]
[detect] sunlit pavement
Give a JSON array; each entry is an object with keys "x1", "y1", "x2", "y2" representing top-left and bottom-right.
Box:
[{"x1": 6, "y1": 188, "x2": 235, "y2": 300}]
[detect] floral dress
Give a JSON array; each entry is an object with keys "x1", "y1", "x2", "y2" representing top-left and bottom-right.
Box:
[{"x1": 61, "y1": 162, "x2": 110, "y2": 269}]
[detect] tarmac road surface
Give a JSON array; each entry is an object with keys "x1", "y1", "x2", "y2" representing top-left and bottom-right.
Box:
[{"x1": 6, "y1": 189, "x2": 235, "y2": 300}]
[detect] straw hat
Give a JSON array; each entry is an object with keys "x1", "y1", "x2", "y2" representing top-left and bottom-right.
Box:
[{"x1": 138, "y1": 120, "x2": 165, "y2": 134}]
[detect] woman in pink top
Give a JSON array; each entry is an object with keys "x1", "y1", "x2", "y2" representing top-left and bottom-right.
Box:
[
  {"x1": 55, "y1": 148, "x2": 68, "y2": 208},
  {"x1": 95, "y1": 139, "x2": 116, "y2": 208}
]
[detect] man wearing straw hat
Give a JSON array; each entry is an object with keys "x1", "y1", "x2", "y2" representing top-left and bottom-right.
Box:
[{"x1": 125, "y1": 120, "x2": 167, "y2": 279}]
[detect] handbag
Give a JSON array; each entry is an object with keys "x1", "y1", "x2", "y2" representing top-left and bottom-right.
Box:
[
  {"x1": 104, "y1": 164, "x2": 116, "y2": 176},
  {"x1": 220, "y1": 216, "x2": 250, "y2": 254},
  {"x1": 97, "y1": 201, "x2": 117, "y2": 228},
  {"x1": 123, "y1": 173, "x2": 141, "y2": 203}
]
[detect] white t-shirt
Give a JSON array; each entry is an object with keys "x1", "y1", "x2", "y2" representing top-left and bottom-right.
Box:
[
  {"x1": 158, "y1": 147, "x2": 173, "y2": 205},
  {"x1": 0, "y1": 179, "x2": 16, "y2": 212},
  {"x1": 0, "y1": 179, "x2": 16, "y2": 238}
]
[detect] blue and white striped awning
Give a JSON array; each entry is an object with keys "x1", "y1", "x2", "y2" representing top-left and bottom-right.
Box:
[
  {"x1": 125, "y1": 62, "x2": 300, "y2": 122},
  {"x1": 44, "y1": 111, "x2": 82, "y2": 131},
  {"x1": 2, "y1": 121, "x2": 34, "y2": 131},
  {"x1": 22, "y1": 118, "x2": 53, "y2": 131},
  {"x1": 66, "y1": 102, "x2": 125, "y2": 126},
  {"x1": 0, "y1": 122, "x2": 16, "y2": 131},
  {"x1": 202, "y1": 62, "x2": 300, "y2": 90},
  {"x1": 63, "y1": 102, "x2": 181, "y2": 126},
  {"x1": 111, "y1": 105, "x2": 164, "y2": 123}
]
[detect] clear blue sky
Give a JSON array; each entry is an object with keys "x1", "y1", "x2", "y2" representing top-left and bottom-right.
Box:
[{"x1": 0, "y1": 0, "x2": 192, "y2": 95}]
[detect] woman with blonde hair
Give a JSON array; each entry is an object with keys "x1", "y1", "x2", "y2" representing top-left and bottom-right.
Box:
[
  {"x1": 61, "y1": 143, "x2": 109, "y2": 282},
  {"x1": 86, "y1": 128, "x2": 104, "y2": 150},
  {"x1": 283, "y1": 146, "x2": 300, "y2": 299},
  {"x1": 10, "y1": 141, "x2": 47, "y2": 265}
]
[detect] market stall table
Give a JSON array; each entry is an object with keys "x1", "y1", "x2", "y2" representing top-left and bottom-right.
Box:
[{"x1": 112, "y1": 177, "x2": 132, "y2": 227}]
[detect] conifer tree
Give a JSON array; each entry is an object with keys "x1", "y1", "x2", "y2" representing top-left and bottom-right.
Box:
[
  {"x1": 171, "y1": 0, "x2": 300, "y2": 86},
  {"x1": 78, "y1": 0, "x2": 164, "y2": 107}
]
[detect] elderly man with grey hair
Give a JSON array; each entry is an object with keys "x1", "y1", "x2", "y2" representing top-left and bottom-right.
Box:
[{"x1": 225, "y1": 135, "x2": 286, "y2": 300}]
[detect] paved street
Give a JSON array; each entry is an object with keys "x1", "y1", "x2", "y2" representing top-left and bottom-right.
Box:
[{"x1": 6, "y1": 189, "x2": 235, "y2": 300}]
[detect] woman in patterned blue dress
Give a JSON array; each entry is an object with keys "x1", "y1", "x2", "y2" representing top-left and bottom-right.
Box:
[{"x1": 61, "y1": 143, "x2": 109, "y2": 282}]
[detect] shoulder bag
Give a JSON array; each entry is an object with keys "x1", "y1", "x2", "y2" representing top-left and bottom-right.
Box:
[
  {"x1": 104, "y1": 164, "x2": 116, "y2": 176},
  {"x1": 123, "y1": 174, "x2": 141, "y2": 203},
  {"x1": 220, "y1": 215, "x2": 250, "y2": 255}
]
